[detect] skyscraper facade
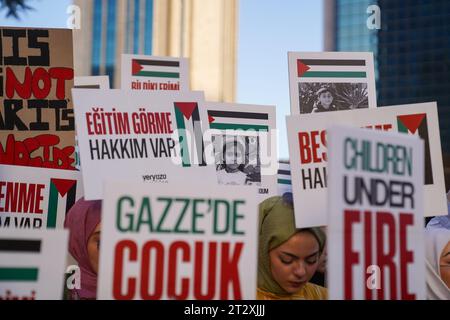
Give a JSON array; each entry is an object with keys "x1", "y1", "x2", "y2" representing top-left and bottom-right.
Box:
[
  {"x1": 73, "y1": 0, "x2": 238, "y2": 102},
  {"x1": 324, "y1": 0, "x2": 450, "y2": 188}
]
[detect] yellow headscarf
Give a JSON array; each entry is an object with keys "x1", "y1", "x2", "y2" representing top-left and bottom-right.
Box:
[{"x1": 258, "y1": 195, "x2": 326, "y2": 295}]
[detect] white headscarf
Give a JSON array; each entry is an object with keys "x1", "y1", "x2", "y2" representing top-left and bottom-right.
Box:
[{"x1": 424, "y1": 228, "x2": 450, "y2": 300}]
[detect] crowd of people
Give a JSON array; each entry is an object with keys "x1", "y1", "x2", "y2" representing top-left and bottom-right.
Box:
[{"x1": 63, "y1": 190, "x2": 450, "y2": 300}]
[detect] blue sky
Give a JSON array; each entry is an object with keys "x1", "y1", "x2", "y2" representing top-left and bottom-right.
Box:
[{"x1": 0, "y1": 0, "x2": 323, "y2": 158}]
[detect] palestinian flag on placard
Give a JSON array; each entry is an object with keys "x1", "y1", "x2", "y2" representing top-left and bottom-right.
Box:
[
  {"x1": 207, "y1": 110, "x2": 269, "y2": 131},
  {"x1": 173, "y1": 102, "x2": 206, "y2": 167},
  {"x1": 397, "y1": 113, "x2": 433, "y2": 185},
  {"x1": 0, "y1": 239, "x2": 40, "y2": 282},
  {"x1": 46, "y1": 179, "x2": 77, "y2": 228},
  {"x1": 277, "y1": 162, "x2": 292, "y2": 186},
  {"x1": 297, "y1": 58, "x2": 367, "y2": 79},
  {"x1": 132, "y1": 59, "x2": 180, "y2": 79}
]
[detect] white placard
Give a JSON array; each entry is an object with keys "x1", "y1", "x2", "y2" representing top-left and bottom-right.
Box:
[
  {"x1": 121, "y1": 54, "x2": 189, "y2": 91},
  {"x1": 98, "y1": 181, "x2": 258, "y2": 300},
  {"x1": 288, "y1": 52, "x2": 376, "y2": 115},
  {"x1": 205, "y1": 102, "x2": 278, "y2": 199},
  {"x1": 287, "y1": 102, "x2": 446, "y2": 227},
  {"x1": 327, "y1": 125, "x2": 425, "y2": 300},
  {"x1": 0, "y1": 228, "x2": 69, "y2": 300},
  {"x1": 72, "y1": 89, "x2": 217, "y2": 200},
  {"x1": 0, "y1": 164, "x2": 83, "y2": 229}
]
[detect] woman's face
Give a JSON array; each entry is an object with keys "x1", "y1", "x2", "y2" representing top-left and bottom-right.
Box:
[
  {"x1": 87, "y1": 223, "x2": 101, "y2": 274},
  {"x1": 269, "y1": 231, "x2": 320, "y2": 294},
  {"x1": 319, "y1": 91, "x2": 333, "y2": 108},
  {"x1": 439, "y1": 241, "x2": 450, "y2": 288}
]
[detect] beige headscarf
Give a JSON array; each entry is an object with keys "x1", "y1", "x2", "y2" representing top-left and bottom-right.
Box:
[
  {"x1": 258, "y1": 195, "x2": 325, "y2": 295},
  {"x1": 424, "y1": 228, "x2": 450, "y2": 300}
]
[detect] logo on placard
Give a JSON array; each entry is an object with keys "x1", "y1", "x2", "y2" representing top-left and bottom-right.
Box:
[
  {"x1": 397, "y1": 113, "x2": 433, "y2": 184},
  {"x1": 173, "y1": 102, "x2": 206, "y2": 167},
  {"x1": 47, "y1": 179, "x2": 77, "y2": 228},
  {"x1": 0, "y1": 239, "x2": 40, "y2": 295}
]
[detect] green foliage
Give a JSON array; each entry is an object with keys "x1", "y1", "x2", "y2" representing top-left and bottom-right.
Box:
[{"x1": 0, "y1": 0, "x2": 33, "y2": 19}]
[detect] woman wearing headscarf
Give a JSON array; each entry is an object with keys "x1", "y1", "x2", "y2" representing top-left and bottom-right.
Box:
[
  {"x1": 64, "y1": 198, "x2": 102, "y2": 300},
  {"x1": 424, "y1": 226, "x2": 450, "y2": 300},
  {"x1": 257, "y1": 194, "x2": 327, "y2": 300}
]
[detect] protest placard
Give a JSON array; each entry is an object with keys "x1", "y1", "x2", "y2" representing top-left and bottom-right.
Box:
[
  {"x1": 205, "y1": 102, "x2": 277, "y2": 198},
  {"x1": 0, "y1": 228, "x2": 68, "y2": 299},
  {"x1": 121, "y1": 54, "x2": 189, "y2": 92},
  {"x1": 72, "y1": 89, "x2": 216, "y2": 199},
  {"x1": 327, "y1": 125, "x2": 425, "y2": 300},
  {"x1": 74, "y1": 76, "x2": 109, "y2": 89},
  {"x1": 97, "y1": 181, "x2": 258, "y2": 300},
  {"x1": 0, "y1": 164, "x2": 83, "y2": 229},
  {"x1": 286, "y1": 102, "x2": 446, "y2": 227},
  {"x1": 288, "y1": 52, "x2": 376, "y2": 115},
  {"x1": 0, "y1": 27, "x2": 75, "y2": 170}
]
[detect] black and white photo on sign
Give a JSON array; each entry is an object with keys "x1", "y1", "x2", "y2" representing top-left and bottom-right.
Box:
[
  {"x1": 212, "y1": 135, "x2": 261, "y2": 186},
  {"x1": 298, "y1": 83, "x2": 369, "y2": 114}
]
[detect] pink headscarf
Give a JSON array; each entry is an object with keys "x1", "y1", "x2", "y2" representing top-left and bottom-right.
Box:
[{"x1": 64, "y1": 198, "x2": 102, "y2": 299}]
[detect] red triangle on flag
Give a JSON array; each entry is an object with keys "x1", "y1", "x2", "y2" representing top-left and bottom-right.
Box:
[
  {"x1": 132, "y1": 60, "x2": 143, "y2": 75},
  {"x1": 208, "y1": 115, "x2": 215, "y2": 123},
  {"x1": 398, "y1": 113, "x2": 426, "y2": 134},
  {"x1": 51, "y1": 179, "x2": 76, "y2": 197},
  {"x1": 297, "y1": 60, "x2": 310, "y2": 77},
  {"x1": 175, "y1": 102, "x2": 198, "y2": 120}
]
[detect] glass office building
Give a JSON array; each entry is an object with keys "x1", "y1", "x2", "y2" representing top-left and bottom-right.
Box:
[
  {"x1": 325, "y1": 0, "x2": 450, "y2": 187},
  {"x1": 91, "y1": 0, "x2": 153, "y2": 84}
]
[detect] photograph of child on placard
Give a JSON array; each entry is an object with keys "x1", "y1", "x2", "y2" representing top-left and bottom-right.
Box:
[
  {"x1": 299, "y1": 83, "x2": 369, "y2": 114},
  {"x1": 213, "y1": 135, "x2": 261, "y2": 186}
]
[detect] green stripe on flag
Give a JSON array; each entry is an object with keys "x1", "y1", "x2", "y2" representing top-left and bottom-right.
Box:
[
  {"x1": 277, "y1": 179, "x2": 291, "y2": 185},
  {"x1": 0, "y1": 268, "x2": 38, "y2": 281},
  {"x1": 47, "y1": 182, "x2": 58, "y2": 228},
  {"x1": 302, "y1": 71, "x2": 366, "y2": 78},
  {"x1": 210, "y1": 123, "x2": 269, "y2": 131},
  {"x1": 174, "y1": 108, "x2": 191, "y2": 167},
  {"x1": 136, "y1": 71, "x2": 179, "y2": 78},
  {"x1": 397, "y1": 119, "x2": 408, "y2": 133}
]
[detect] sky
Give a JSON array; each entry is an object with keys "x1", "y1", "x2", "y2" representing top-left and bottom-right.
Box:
[
  {"x1": 237, "y1": 0, "x2": 323, "y2": 158},
  {"x1": 0, "y1": 0, "x2": 324, "y2": 158}
]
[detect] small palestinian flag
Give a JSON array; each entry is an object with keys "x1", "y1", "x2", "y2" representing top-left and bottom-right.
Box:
[
  {"x1": 47, "y1": 178, "x2": 77, "y2": 228},
  {"x1": 132, "y1": 59, "x2": 180, "y2": 79},
  {"x1": 173, "y1": 102, "x2": 206, "y2": 167},
  {"x1": 277, "y1": 162, "x2": 292, "y2": 196},
  {"x1": 397, "y1": 113, "x2": 433, "y2": 185},
  {"x1": 207, "y1": 110, "x2": 269, "y2": 131},
  {"x1": 0, "y1": 239, "x2": 40, "y2": 282},
  {"x1": 297, "y1": 58, "x2": 368, "y2": 79}
]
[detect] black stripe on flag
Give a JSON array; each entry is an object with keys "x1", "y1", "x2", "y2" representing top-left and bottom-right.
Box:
[
  {"x1": 208, "y1": 110, "x2": 269, "y2": 120},
  {"x1": 0, "y1": 239, "x2": 41, "y2": 252},
  {"x1": 278, "y1": 170, "x2": 291, "y2": 176},
  {"x1": 134, "y1": 59, "x2": 179, "y2": 67},
  {"x1": 300, "y1": 59, "x2": 366, "y2": 66}
]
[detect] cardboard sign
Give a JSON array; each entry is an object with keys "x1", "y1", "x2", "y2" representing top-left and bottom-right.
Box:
[
  {"x1": 98, "y1": 181, "x2": 258, "y2": 300},
  {"x1": 0, "y1": 164, "x2": 83, "y2": 229},
  {"x1": 277, "y1": 161, "x2": 292, "y2": 196},
  {"x1": 286, "y1": 102, "x2": 446, "y2": 227},
  {"x1": 288, "y1": 52, "x2": 376, "y2": 115},
  {"x1": 0, "y1": 228, "x2": 68, "y2": 299},
  {"x1": 0, "y1": 27, "x2": 75, "y2": 170},
  {"x1": 205, "y1": 102, "x2": 278, "y2": 198},
  {"x1": 72, "y1": 89, "x2": 216, "y2": 200},
  {"x1": 121, "y1": 54, "x2": 189, "y2": 92},
  {"x1": 327, "y1": 126, "x2": 425, "y2": 300},
  {"x1": 74, "y1": 76, "x2": 110, "y2": 89}
]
